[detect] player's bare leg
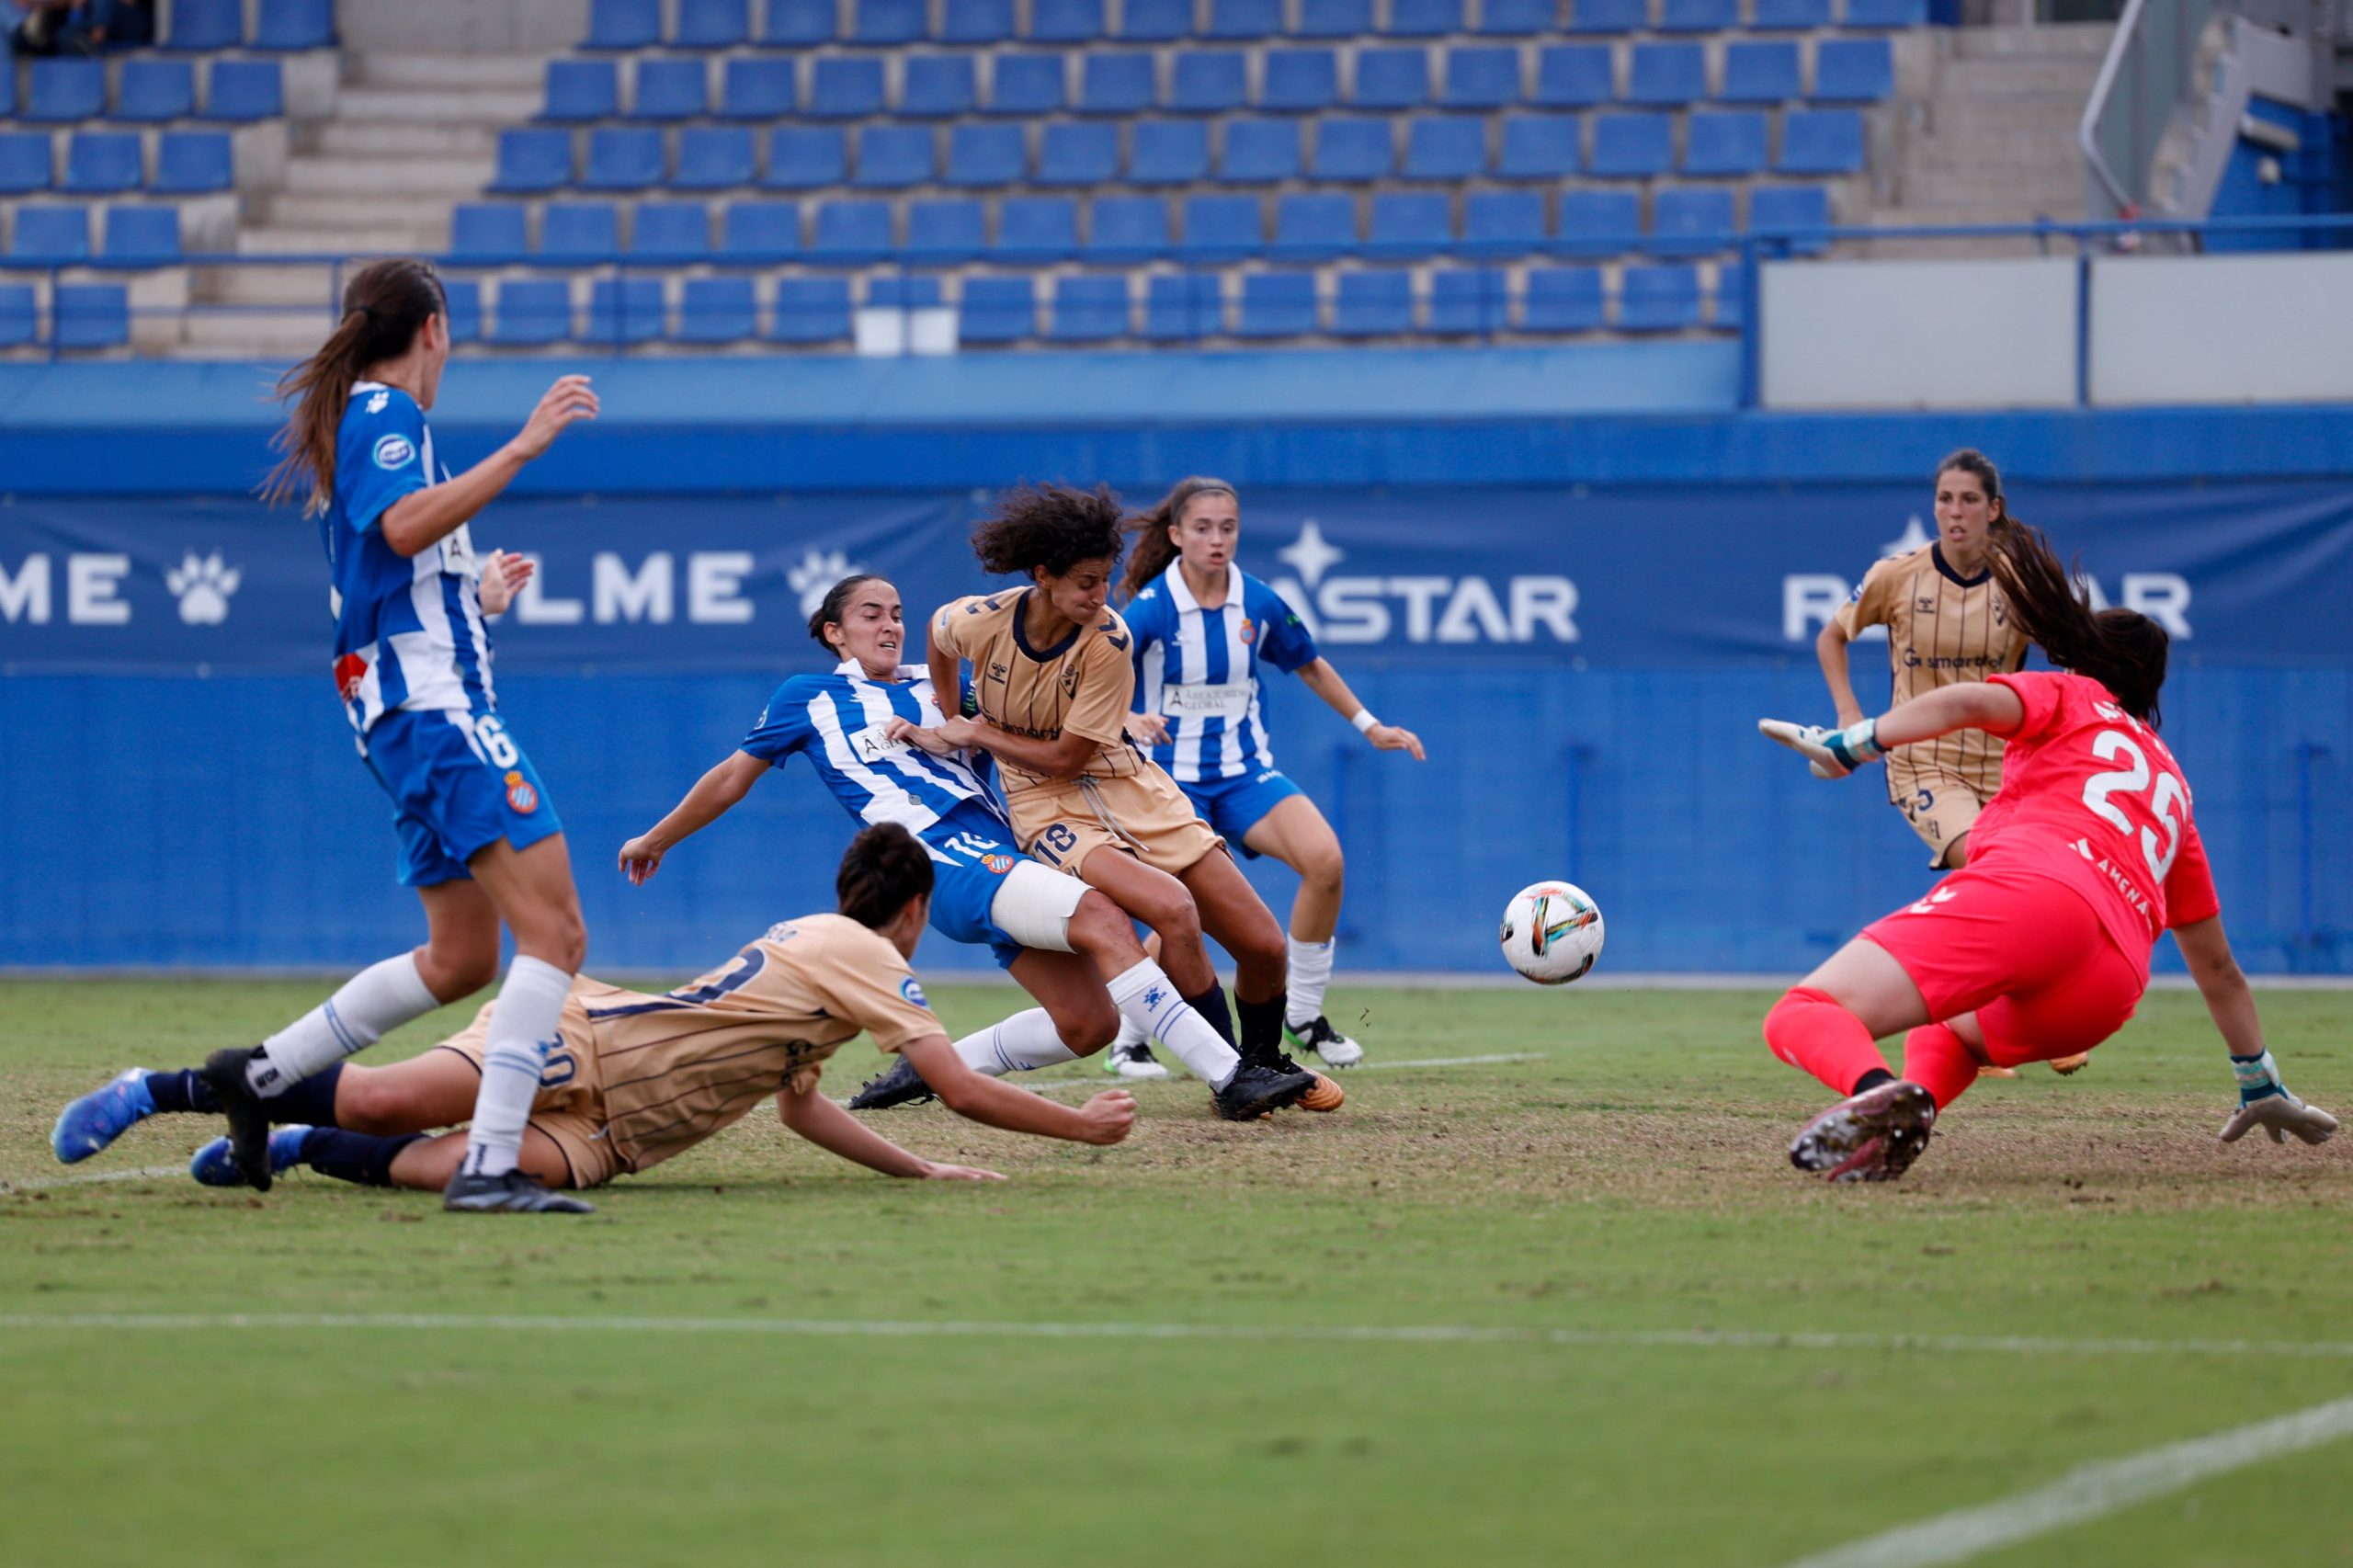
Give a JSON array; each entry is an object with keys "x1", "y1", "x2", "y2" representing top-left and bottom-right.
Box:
[
  {"x1": 1242, "y1": 795, "x2": 1363, "y2": 1067},
  {"x1": 1181, "y1": 849, "x2": 1342, "y2": 1112}
]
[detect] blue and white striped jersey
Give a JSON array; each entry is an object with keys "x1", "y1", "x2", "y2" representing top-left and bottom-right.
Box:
[
  {"x1": 324, "y1": 381, "x2": 491, "y2": 734},
  {"x1": 739, "y1": 661, "x2": 1010, "y2": 857},
  {"x1": 1125, "y1": 562, "x2": 1319, "y2": 785}
]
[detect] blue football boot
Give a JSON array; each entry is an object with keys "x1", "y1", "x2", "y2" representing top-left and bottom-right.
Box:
[
  {"x1": 51, "y1": 1070, "x2": 157, "y2": 1164},
  {"x1": 190, "y1": 1126, "x2": 313, "y2": 1187}
]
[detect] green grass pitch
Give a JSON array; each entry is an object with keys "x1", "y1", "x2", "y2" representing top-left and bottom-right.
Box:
[{"x1": 5, "y1": 979, "x2": 2351, "y2": 1567}]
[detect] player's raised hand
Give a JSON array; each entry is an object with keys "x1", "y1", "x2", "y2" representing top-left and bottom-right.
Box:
[
  {"x1": 1759, "y1": 717, "x2": 1883, "y2": 779},
  {"x1": 918, "y1": 1161, "x2": 1007, "y2": 1181},
  {"x1": 1370, "y1": 722, "x2": 1426, "y2": 760},
  {"x1": 618, "y1": 833, "x2": 666, "y2": 885},
  {"x1": 1125, "y1": 711, "x2": 1171, "y2": 747},
  {"x1": 477, "y1": 549, "x2": 534, "y2": 618},
  {"x1": 1075, "y1": 1089, "x2": 1138, "y2": 1145},
  {"x1": 508, "y1": 375, "x2": 599, "y2": 460}
]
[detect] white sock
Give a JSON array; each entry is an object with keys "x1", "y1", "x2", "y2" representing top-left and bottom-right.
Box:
[
  {"x1": 249, "y1": 951, "x2": 440, "y2": 1096},
  {"x1": 1111, "y1": 1015, "x2": 1149, "y2": 1050},
  {"x1": 953, "y1": 1008, "x2": 1079, "y2": 1076},
  {"x1": 1108, "y1": 959, "x2": 1238, "y2": 1089},
  {"x1": 1285, "y1": 936, "x2": 1336, "y2": 1029},
  {"x1": 460, "y1": 955, "x2": 574, "y2": 1179}
]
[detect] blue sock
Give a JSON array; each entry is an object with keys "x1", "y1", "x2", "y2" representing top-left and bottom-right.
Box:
[
  {"x1": 296, "y1": 1127, "x2": 424, "y2": 1187},
  {"x1": 143, "y1": 1070, "x2": 214, "y2": 1115},
  {"x1": 268, "y1": 1062, "x2": 345, "y2": 1128},
  {"x1": 1184, "y1": 984, "x2": 1235, "y2": 1048}
]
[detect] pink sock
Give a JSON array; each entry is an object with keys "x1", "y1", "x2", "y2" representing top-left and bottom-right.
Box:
[
  {"x1": 1900, "y1": 1023, "x2": 1978, "y2": 1110},
  {"x1": 1764, "y1": 986, "x2": 1892, "y2": 1096}
]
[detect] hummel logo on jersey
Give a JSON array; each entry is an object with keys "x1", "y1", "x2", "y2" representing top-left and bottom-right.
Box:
[
  {"x1": 2073, "y1": 837, "x2": 2096, "y2": 859},
  {"x1": 366, "y1": 391, "x2": 389, "y2": 415},
  {"x1": 1906, "y1": 886, "x2": 1960, "y2": 915}
]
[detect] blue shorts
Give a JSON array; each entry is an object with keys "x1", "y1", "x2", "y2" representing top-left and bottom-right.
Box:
[
  {"x1": 360, "y1": 707, "x2": 564, "y2": 888},
  {"x1": 923, "y1": 804, "x2": 1029, "y2": 971},
  {"x1": 1177, "y1": 769, "x2": 1302, "y2": 858}
]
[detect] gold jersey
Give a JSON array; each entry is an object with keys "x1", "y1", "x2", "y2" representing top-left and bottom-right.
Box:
[
  {"x1": 1836, "y1": 541, "x2": 2029, "y2": 802},
  {"x1": 930, "y1": 589, "x2": 1143, "y2": 795}
]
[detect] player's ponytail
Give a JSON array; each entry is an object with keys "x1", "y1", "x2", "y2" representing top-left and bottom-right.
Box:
[
  {"x1": 1119, "y1": 476, "x2": 1235, "y2": 601},
  {"x1": 1988, "y1": 522, "x2": 2169, "y2": 728},
  {"x1": 837, "y1": 823, "x2": 936, "y2": 928},
  {"x1": 262, "y1": 257, "x2": 448, "y2": 512}
]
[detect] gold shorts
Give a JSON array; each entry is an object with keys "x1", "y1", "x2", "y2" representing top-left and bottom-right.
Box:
[
  {"x1": 432, "y1": 1012, "x2": 623, "y2": 1190},
  {"x1": 1013, "y1": 767, "x2": 1224, "y2": 880},
  {"x1": 1890, "y1": 768, "x2": 1993, "y2": 870}
]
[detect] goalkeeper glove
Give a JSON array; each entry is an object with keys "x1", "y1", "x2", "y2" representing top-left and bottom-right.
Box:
[
  {"x1": 1757, "y1": 717, "x2": 1885, "y2": 779},
  {"x1": 2219, "y1": 1051, "x2": 2338, "y2": 1145}
]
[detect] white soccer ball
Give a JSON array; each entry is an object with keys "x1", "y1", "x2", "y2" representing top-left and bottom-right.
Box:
[{"x1": 1498, "y1": 881, "x2": 1605, "y2": 985}]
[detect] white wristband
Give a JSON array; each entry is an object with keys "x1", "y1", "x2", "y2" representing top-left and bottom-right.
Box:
[{"x1": 1350, "y1": 710, "x2": 1379, "y2": 734}]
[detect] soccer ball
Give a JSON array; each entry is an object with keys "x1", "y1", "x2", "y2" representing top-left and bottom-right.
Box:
[{"x1": 1498, "y1": 881, "x2": 1605, "y2": 985}]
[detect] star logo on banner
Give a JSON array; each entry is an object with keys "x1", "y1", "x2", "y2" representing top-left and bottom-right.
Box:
[
  {"x1": 1276, "y1": 519, "x2": 1345, "y2": 588},
  {"x1": 1883, "y1": 515, "x2": 1932, "y2": 558}
]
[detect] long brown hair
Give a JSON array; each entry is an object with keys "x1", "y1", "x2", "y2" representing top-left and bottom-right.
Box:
[
  {"x1": 1119, "y1": 476, "x2": 1235, "y2": 601},
  {"x1": 263, "y1": 258, "x2": 447, "y2": 511},
  {"x1": 1988, "y1": 521, "x2": 2169, "y2": 727}
]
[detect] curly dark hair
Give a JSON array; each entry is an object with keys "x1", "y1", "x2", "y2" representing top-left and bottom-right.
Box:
[
  {"x1": 971, "y1": 483, "x2": 1126, "y2": 580},
  {"x1": 836, "y1": 823, "x2": 936, "y2": 929}
]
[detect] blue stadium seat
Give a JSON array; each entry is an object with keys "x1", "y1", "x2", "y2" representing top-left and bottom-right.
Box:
[
  {"x1": 855, "y1": 125, "x2": 936, "y2": 187},
  {"x1": 441, "y1": 278, "x2": 482, "y2": 344},
  {"x1": 53, "y1": 284, "x2": 128, "y2": 350},
  {"x1": 26, "y1": 60, "x2": 105, "y2": 122},
  {"x1": 1590, "y1": 113, "x2": 1673, "y2": 176},
  {"x1": 582, "y1": 128, "x2": 665, "y2": 190},
  {"x1": 1030, "y1": 0, "x2": 1106, "y2": 40},
  {"x1": 1815, "y1": 39, "x2": 1895, "y2": 101},
  {"x1": 759, "y1": 0, "x2": 837, "y2": 42},
  {"x1": 676, "y1": 277, "x2": 757, "y2": 343},
  {"x1": 719, "y1": 199, "x2": 802, "y2": 260},
  {"x1": 541, "y1": 61, "x2": 619, "y2": 121},
  {"x1": 1402, "y1": 118, "x2": 1484, "y2": 179},
  {"x1": 1721, "y1": 41, "x2": 1802, "y2": 102},
  {"x1": 0, "y1": 287, "x2": 31, "y2": 349},
  {"x1": 1331, "y1": 270, "x2": 1414, "y2": 335},
  {"x1": 1521, "y1": 266, "x2": 1604, "y2": 330},
  {"x1": 993, "y1": 196, "x2": 1080, "y2": 261},
  {"x1": 254, "y1": 0, "x2": 335, "y2": 47},
  {"x1": 1170, "y1": 51, "x2": 1247, "y2": 113},
  {"x1": 153, "y1": 131, "x2": 233, "y2": 193},
  {"x1": 1038, "y1": 121, "x2": 1119, "y2": 184},
  {"x1": 98, "y1": 206, "x2": 180, "y2": 267},
  {"x1": 1843, "y1": 0, "x2": 1927, "y2": 27},
  {"x1": 1085, "y1": 195, "x2": 1172, "y2": 261},
  {"x1": 1427, "y1": 267, "x2": 1510, "y2": 333},
  {"x1": 1121, "y1": 0, "x2": 1196, "y2": 39},
  {"x1": 1444, "y1": 47, "x2": 1521, "y2": 108},
  {"x1": 488, "y1": 279, "x2": 573, "y2": 346},
  {"x1": 1628, "y1": 43, "x2": 1706, "y2": 105},
  {"x1": 768, "y1": 278, "x2": 851, "y2": 343},
  {"x1": 854, "y1": 0, "x2": 928, "y2": 41},
  {"x1": 1649, "y1": 187, "x2": 1733, "y2": 254},
  {"x1": 116, "y1": 60, "x2": 197, "y2": 122},
  {"x1": 1619, "y1": 264, "x2": 1700, "y2": 329},
  {"x1": 1533, "y1": 44, "x2": 1613, "y2": 106},
  {"x1": 719, "y1": 58, "x2": 796, "y2": 118},
  {"x1": 960, "y1": 276, "x2": 1036, "y2": 343},
  {"x1": 1683, "y1": 110, "x2": 1767, "y2": 174},
  {"x1": 449, "y1": 203, "x2": 530, "y2": 264},
  {"x1": 1208, "y1": 0, "x2": 1282, "y2": 36},
  {"x1": 675, "y1": 0, "x2": 753, "y2": 46},
  {"x1": 941, "y1": 0, "x2": 1017, "y2": 41},
  {"x1": 1236, "y1": 272, "x2": 1319, "y2": 337},
  {"x1": 1779, "y1": 108, "x2": 1866, "y2": 173},
  {"x1": 1298, "y1": 0, "x2": 1373, "y2": 34},
  {"x1": 1078, "y1": 53, "x2": 1155, "y2": 113},
  {"x1": 906, "y1": 198, "x2": 987, "y2": 263},
  {"x1": 1130, "y1": 119, "x2": 1211, "y2": 183},
  {"x1": 1711, "y1": 259, "x2": 1745, "y2": 329},
  {"x1": 1270, "y1": 192, "x2": 1358, "y2": 260},
  {"x1": 1568, "y1": 0, "x2": 1643, "y2": 29},
  {"x1": 1312, "y1": 118, "x2": 1393, "y2": 179},
  {"x1": 1658, "y1": 0, "x2": 1735, "y2": 28},
  {"x1": 810, "y1": 58, "x2": 887, "y2": 118},
  {"x1": 1479, "y1": 0, "x2": 1554, "y2": 33},
  {"x1": 1353, "y1": 49, "x2": 1431, "y2": 109},
  {"x1": 582, "y1": 0, "x2": 660, "y2": 48},
  {"x1": 1388, "y1": 0, "x2": 1463, "y2": 34},
  {"x1": 1363, "y1": 191, "x2": 1449, "y2": 258},
  {"x1": 946, "y1": 123, "x2": 1027, "y2": 185},
  {"x1": 10, "y1": 206, "x2": 92, "y2": 265},
  {"x1": 0, "y1": 135, "x2": 52, "y2": 195},
  {"x1": 491, "y1": 129, "x2": 574, "y2": 193},
  {"x1": 675, "y1": 126, "x2": 756, "y2": 188},
  {"x1": 539, "y1": 200, "x2": 620, "y2": 260},
  {"x1": 1261, "y1": 51, "x2": 1340, "y2": 113},
  {"x1": 1461, "y1": 190, "x2": 1545, "y2": 256},
  {"x1": 1554, "y1": 187, "x2": 1640, "y2": 254},
  {"x1": 1178, "y1": 193, "x2": 1262, "y2": 261},
  {"x1": 866, "y1": 277, "x2": 945, "y2": 311},
  {"x1": 1222, "y1": 119, "x2": 1302, "y2": 182},
  {"x1": 63, "y1": 133, "x2": 142, "y2": 195},
  {"x1": 811, "y1": 199, "x2": 895, "y2": 263},
  {"x1": 763, "y1": 127, "x2": 848, "y2": 187},
  {"x1": 990, "y1": 54, "x2": 1066, "y2": 115},
  {"x1": 164, "y1": 0, "x2": 242, "y2": 50},
  {"x1": 629, "y1": 201, "x2": 712, "y2": 261},
  {"x1": 1747, "y1": 182, "x2": 1832, "y2": 251},
  {"x1": 1752, "y1": 0, "x2": 1831, "y2": 25},
  {"x1": 1050, "y1": 275, "x2": 1131, "y2": 340},
  {"x1": 586, "y1": 277, "x2": 666, "y2": 345},
  {"x1": 631, "y1": 59, "x2": 709, "y2": 119},
  {"x1": 904, "y1": 56, "x2": 979, "y2": 116},
  {"x1": 1497, "y1": 115, "x2": 1579, "y2": 178},
  {"x1": 1142, "y1": 273, "x2": 1224, "y2": 338}
]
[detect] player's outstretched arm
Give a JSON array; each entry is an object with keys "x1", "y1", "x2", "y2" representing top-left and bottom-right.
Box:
[
  {"x1": 776, "y1": 1074, "x2": 1003, "y2": 1180},
  {"x1": 619, "y1": 751, "x2": 766, "y2": 884},
  {"x1": 2175, "y1": 916, "x2": 2340, "y2": 1146},
  {"x1": 899, "y1": 1035, "x2": 1136, "y2": 1145},
  {"x1": 1761, "y1": 681, "x2": 2026, "y2": 779},
  {"x1": 1296, "y1": 658, "x2": 1425, "y2": 759},
  {"x1": 378, "y1": 376, "x2": 598, "y2": 558}
]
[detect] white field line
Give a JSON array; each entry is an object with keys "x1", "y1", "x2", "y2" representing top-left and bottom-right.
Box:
[
  {"x1": 4, "y1": 1312, "x2": 2353, "y2": 1366},
  {"x1": 1780, "y1": 1392, "x2": 2353, "y2": 1568},
  {"x1": 1, "y1": 1164, "x2": 187, "y2": 1193}
]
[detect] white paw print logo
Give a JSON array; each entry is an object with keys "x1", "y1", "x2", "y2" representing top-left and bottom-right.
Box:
[
  {"x1": 787, "y1": 548, "x2": 863, "y2": 619},
  {"x1": 165, "y1": 551, "x2": 242, "y2": 625}
]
